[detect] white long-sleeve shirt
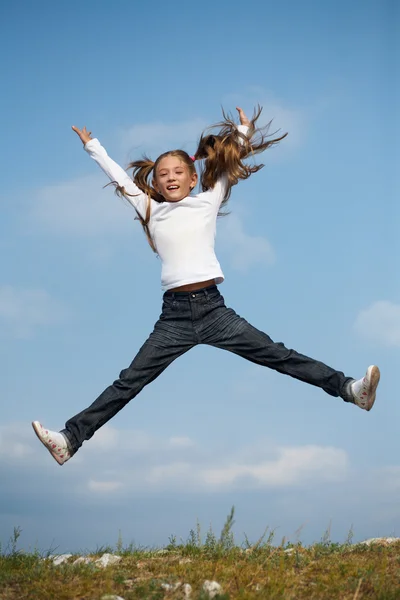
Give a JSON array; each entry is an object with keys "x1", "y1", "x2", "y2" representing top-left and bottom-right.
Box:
[{"x1": 84, "y1": 125, "x2": 248, "y2": 291}]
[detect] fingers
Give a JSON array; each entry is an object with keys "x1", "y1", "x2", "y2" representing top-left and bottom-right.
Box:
[
  {"x1": 71, "y1": 125, "x2": 91, "y2": 134},
  {"x1": 71, "y1": 125, "x2": 92, "y2": 144}
]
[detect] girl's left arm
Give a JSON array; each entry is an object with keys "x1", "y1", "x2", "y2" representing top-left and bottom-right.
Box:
[
  {"x1": 212, "y1": 107, "x2": 251, "y2": 201},
  {"x1": 236, "y1": 107, "x2": 251, "y2": 128},
  {"x1": 232, "y1": 107, "x2": 251, "y2": 144}
]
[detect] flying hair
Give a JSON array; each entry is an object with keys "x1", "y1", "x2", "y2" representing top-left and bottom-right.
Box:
[{"x1": 112, "y1": 106, "x2": 287, "y2": 252}]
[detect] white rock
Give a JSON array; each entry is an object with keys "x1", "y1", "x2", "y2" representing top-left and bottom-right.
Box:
[
  {"x1": 284, "y1": 548, "x2": 295, "y2": 555},
  {"x1": 160, "y1": 582, "x2": 192, "y2": 598},
  {"x1": 73, "y1": 556, "x2": 93, "y2": 565},
  {"x1": 359, "y1": 537, "x2": 400, "y2": 546},
  {"x1": 202, "y1": 580, "x2": 222, "y2": 598},
  {"x1": 179, "y1": 558, "x2": 192, "y2": 564},
  {"x1": 161, "y1": 582, "x2": 182, "y2": 592},
  {"x1": 100, "y1": 596, "x2": 125, "y2": 600},
  {"x1": 50, "y1": 554, "x2": 73, "y2": 565},
  {"x1": 95, "y1": 553, "x2": 122, "y2": 568}
]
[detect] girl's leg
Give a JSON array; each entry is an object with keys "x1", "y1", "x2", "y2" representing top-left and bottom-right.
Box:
[
  {"x1": 34, "y1": 296, "x2": 198, "y2": 463},
  {"x1": 62, "y1": 318, "x2": 196, "y2": 454},
  {"x1": 201, "y1": 295, "x2": 353, "y2": 401},
  {"x1": 62, "y1": 337, "x2": 194, "y2": 454}
]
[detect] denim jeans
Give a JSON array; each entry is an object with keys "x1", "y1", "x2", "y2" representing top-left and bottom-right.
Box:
[{"x1": 62, "y1": 285, "x2": 353, "y2": 453}]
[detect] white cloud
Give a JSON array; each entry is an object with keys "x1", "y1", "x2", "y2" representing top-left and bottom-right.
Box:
[
  {"x1": 253, "y1": 101, "x2": 303, "y2": 152},
  {"x1": 0, "y1": 431, "x2": 31, "y2": 459},
  {"x1": 29, "y1": 174, "x2": 138, "y2": 237},
  {"x1": 168, "y1": 436, "x2": 194, "y2": 448},
  {"x1": 0, "y1": 285, "x2": 67, "y2": 338},
  {"x1": 87, "y1": 426, "x2": 119, "y2": 450},
  {"x1": 218, "y1": 213, "x2": 275, "y2": 271},
  {"x1": 118, "y1": 104, "x2": 300, "y2": 164},
  {"x1": 119, "y1": 118, "x2": 208, "y2": 156},
  {"x1": 87, "y1": 429, "x2": 197, "y2": 455},
  {"x1": 88, "y1": 480, "x2": 123, "y2": 493},
  {"x1": 354, "y1": 301, "x2": 400, "y2": 347},
  {"x1": 1, "y1": 424, "x2": 348, "y2": 493},
  {"x1": 65, "y1": 426, "x2": 348, "y2": 493},
  {"x1": 127, "y1": 441, "x2": 348, "y2": 491},
  {"x1": 200, "y1": 446, "x2": 348, "y2": 488},
  {"x1": 146, "y1": 462, "x2": 192, "y2": 484},
  {"x1": 87, "y1": 427, "x2": 166, "y2": 455}
]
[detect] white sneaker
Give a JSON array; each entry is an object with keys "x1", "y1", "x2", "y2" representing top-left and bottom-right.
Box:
[
  {"x1": 351, "y1": 365, "x2": 380, "y2": 411},
  {"x1": 32, "y1": 421, "x2": 71, "y2": 465}
]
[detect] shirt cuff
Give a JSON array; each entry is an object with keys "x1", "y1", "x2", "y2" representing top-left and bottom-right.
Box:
[
  {"x1": 84, "y1": 138, "x2": 99, "y2": 152},
  {"x1": 237, "y1": 124, "x2": 250, "y2": 137}
]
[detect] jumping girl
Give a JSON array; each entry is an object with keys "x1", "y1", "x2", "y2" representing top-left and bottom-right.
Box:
[{"x1": 32, "y1": 106, "x2": 380, "y2": 465}]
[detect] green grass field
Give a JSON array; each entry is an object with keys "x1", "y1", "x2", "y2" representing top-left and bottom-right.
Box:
[{"x1": 1, "y1": 510, "x2": 400, "y2": 599}]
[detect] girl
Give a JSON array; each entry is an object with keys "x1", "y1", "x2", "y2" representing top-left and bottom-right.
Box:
[{"x1": 33, "y1": 107, "x2": 380, "y2": 466}]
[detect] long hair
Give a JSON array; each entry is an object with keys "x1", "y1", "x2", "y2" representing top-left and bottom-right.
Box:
[
  {"x1": 196, "y1": 105, "x2": 287, "y2": 209},
  {"x1": 114, "y1": 106, "x2": 287, "y2": 252}
]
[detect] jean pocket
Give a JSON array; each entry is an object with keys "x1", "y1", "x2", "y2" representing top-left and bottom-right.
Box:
[
  {"x1": 207, "y1": 293, "x2": 225, "y2": 308},
  {"x1": 162, "y1": 298, "x2": 178, "y2": 313}
]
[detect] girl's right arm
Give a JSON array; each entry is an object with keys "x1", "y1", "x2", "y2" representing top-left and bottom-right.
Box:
[
  {"x1": 209, "y1": 107, "x2": 251, "y2": 205},
  {"x1": 71, "y1": 125, "x2": 147, "y2": 219}
]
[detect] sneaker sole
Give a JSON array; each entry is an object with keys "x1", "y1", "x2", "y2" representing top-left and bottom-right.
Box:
[
  {"x1": 32, "y1": 421, "x2": 68, "y2": 466},
  {"x1": 365, "y1": 365, "x2": 380, "y2": 411}
]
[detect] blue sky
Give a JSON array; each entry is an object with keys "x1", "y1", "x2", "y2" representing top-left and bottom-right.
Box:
[{"x1": 1, "y1": 0, "x2": 399, "y2": 554}]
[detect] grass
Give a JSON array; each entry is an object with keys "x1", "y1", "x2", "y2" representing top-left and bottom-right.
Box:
[{"x1": 1, "y1": 510, "x2": 400, "y2": 599}]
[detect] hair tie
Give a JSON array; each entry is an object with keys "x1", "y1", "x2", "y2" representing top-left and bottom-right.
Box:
[{"x1": 190, "y1": 155, "x2": 196, "y2": 162}]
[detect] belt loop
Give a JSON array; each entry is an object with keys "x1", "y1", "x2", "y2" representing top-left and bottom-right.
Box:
[
  {"x1": 170, "y1": 292, "x2": 175, "y2": 300},
  {"x1": 204, "y1": 288, "x2": 209, "y2": 299}
]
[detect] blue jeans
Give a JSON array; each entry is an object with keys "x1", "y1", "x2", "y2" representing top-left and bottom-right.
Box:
[{"x1": 62, "y1": 286, "x2": 353, "y2": 453}]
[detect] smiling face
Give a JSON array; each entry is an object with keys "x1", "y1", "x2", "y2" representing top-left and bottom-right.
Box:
[{"x1": 153, "y1": 154, "x2": 198, "y2": 202}]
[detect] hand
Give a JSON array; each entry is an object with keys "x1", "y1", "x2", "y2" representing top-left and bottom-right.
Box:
[
  {"x1": 236, "y1": 107, "x2": 251, "y2": 127},
  {"x1": 71, "y1": 125, "x2": 93, "y2": 145}
]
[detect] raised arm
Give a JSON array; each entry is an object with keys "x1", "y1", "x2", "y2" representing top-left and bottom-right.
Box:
[
  {"x1": 203, "y1": 107, "x2": 251, "y2": 204},
  {"x1": 236, "y1": 106, "x2": 251, "y2": 128},
  {"x1": 71, "y1": 126, "x2": 147, "y2": 218}
]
